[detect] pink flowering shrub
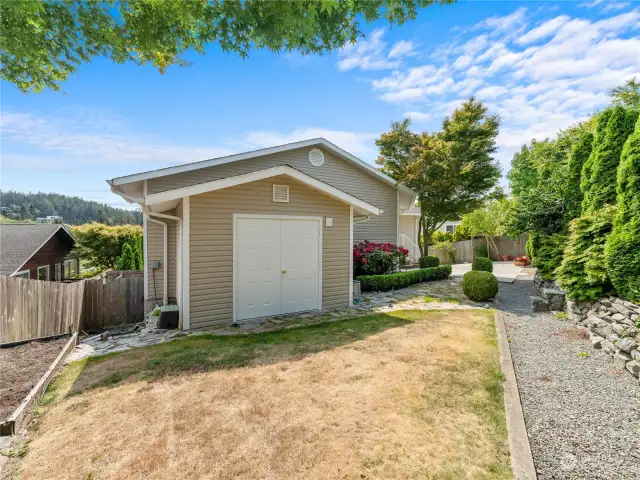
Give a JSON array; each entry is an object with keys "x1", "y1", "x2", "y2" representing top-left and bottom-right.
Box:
[{"x1": 353, "y1": 240, "x2": 409, "y2": 276}]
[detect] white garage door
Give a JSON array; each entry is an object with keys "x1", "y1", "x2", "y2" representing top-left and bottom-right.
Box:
[{"x1": 235, "y1": 216, "x2": 321, "y2": 321}]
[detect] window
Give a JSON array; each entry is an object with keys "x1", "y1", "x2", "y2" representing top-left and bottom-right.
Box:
[
  {"x1": 14, "y1": 270, "x2": 30, "y2": 279},
  {"x1": 37, "y1": 265, "x2": 50, "y2": 281},
  {"x1": 446, "y1": 225, "x2": 456, "y2": 234},
  {"x1": 63, "y1": 259, "x2": 76, "y2": 278}
]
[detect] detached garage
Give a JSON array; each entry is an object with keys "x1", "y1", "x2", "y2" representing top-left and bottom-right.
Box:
[{"x1": 107, "y1": 139, "x2": 415, "y2": 330}]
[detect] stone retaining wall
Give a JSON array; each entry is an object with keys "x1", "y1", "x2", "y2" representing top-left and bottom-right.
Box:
[{"x1": 567, "y1": 297, "x2": 640, "y2": 382}]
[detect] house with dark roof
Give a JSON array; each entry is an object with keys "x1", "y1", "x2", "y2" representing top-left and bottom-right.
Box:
[{"x1": 0, "y1": 224, "x2": 78, "y2": 281}]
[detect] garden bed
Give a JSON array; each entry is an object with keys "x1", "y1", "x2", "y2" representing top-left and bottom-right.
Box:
[{"x1": 0, "y1": 337, "x2": 71, "y2": 422}]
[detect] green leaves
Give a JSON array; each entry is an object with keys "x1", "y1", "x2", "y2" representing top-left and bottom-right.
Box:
[
  {"x1": 1, "y1": 0, "x2": 454, "y2": 93},
  {"x1": 376, "y1": 98, "x2": 501, "y2": 254}
]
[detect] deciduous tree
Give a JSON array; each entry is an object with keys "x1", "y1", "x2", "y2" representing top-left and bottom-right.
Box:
[
  {"x1": 1, "y1": 0, "x2": 453, "y2": 92},
  {"x1": 376, "y1": 98, "x2": 501, "y2": 255}
]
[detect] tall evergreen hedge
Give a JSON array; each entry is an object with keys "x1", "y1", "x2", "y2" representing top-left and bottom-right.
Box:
[
  {"x1": 580, "y1": 109, "x2": 612, "y2": 212},
  {"x1": 605, "y1": 115, "x2": 640, "y2": 302},
  {"x1": 582, "y1": 107, "x2": 638, "y2": 213},
  {"x1": 556, "y1": 205, "x2": 616, "y2": 301},
  {"x1": 565, "y1": 131, "x2": 593, "y2": 221}
]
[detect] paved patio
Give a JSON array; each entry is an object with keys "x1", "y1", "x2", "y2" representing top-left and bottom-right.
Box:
[{"x1": 451, "y1": 261, "x2": 524, "y2": 283}]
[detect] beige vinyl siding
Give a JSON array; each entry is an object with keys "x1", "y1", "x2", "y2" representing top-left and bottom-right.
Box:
[
  {"x1": 148, "y1": 147, "x2": 397, "y2": 244},
  {"x1": 189, "y1": 175, "x2": 350, "y2": 329},
  {"x1": 146, "y1": 209, "x2": 178, "y2": 303},
  {"x1": 399, "y1": 215, "x2": 418, "y2": 246}
]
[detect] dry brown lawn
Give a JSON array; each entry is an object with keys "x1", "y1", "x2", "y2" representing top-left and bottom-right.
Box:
[{"x1": 13, "y1": 310, "x2": 510, "y2": 480}]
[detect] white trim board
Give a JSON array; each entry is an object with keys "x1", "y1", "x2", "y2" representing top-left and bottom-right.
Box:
[
  {"x1": 144, "y1": 165, "x2": 381, "y2": 217},
  {"x1": 108, "y1": 137, "x2": 404, "y2": 190},
  {"x1": 232, "y1": 214, "x2": 323, "y2": 323}
]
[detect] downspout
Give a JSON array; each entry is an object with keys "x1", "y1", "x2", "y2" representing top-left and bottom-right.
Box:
[
  {"x1": 146, "y1": 215, "x2": 168, "y2": 306},
  {"x1": 147, "y1": 209, "x2": 182, "y2": 327}
]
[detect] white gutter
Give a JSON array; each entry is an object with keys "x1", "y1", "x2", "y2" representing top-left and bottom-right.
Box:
[{"x1": 146, "y1": 215, "x2": 168, "y2": 306}]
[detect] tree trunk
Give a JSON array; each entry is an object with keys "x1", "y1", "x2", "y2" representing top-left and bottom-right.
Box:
[{"x1": 418, "y1": 214, "x2": 425, "y2": 257}]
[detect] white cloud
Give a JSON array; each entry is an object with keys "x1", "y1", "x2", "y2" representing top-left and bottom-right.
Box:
[
  {"x1": 353, "y1": 6, "x2": 640, "y2": 174},
  {"x1": 388, "y1": 40, "x2": 416, "y2": 58},
  {"x1": 336, "y1": 29, "x2": 400, "y2": 71},
  {"x1": 404, "y1": 111, "x2": 432, "y2": 122},
  {"x1": 236, "y1": 128, "x2": 377, "y2": 159},
  {"x1": 0, "y1": 111, "x2": 233, "y2": 168},
  {"x1": 516, "y1": 16, "x2": 570, "y2": 44}
]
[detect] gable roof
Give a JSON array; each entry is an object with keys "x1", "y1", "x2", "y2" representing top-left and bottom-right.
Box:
[
  {"x1": 107, "y1": 138, "x2": 415, "y2": 198},
  {"x1": 0, "y1": 224, "x2": 75, "y2": 276},
  {"x1": 144, "y1": 165, "x2": 382, "y2": 216}
]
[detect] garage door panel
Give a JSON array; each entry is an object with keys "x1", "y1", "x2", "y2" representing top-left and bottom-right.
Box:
[
  {"x1": 281, "y1": 219, "x2": 320, "y2": 315},
  {"x1": 236, "y1": 218, "x2": 282, "y2": 320}
]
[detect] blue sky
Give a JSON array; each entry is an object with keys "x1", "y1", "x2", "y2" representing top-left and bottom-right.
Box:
[{"x1": 2, "y1": 0, "x2": 639, "y2": 208}]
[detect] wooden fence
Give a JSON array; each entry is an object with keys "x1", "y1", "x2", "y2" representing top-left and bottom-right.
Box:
[
  {"x1": 429, "y1": 234, "x2": 529, "y2": 264},
  {"x1": 0, "y1": 276, "x2": 85, "y2": 345},
  {"x1": 1, "y1": 273, "x2": 145, "y2": 344},
  {"x1": 80, "y1": 276, "x2": 145, "y2": 331}
]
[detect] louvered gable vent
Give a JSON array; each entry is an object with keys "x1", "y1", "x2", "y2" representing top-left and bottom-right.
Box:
[{"x1": 272, "y1": 184, "x2": 289, "y2": 203}]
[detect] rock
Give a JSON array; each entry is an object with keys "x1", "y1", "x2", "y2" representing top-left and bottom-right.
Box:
[
  {"x1": 600, "y1": 298, "x2": 612, "y2": 307},
  {"x1": 610, "y1": 313, "x2": 626, "y2": 321},
  {"x1": 100, "y1": 331, "x2": 111, "y2": 341},
  {"x1": 606, "y1": 333, "x2": 620, "y2": 343},
  {"x1": 531, "y1": 296, "x2": 550, "y2": 312},
  {"x1": 601, "y1": 340, "x2": 615, "y2": 354},
  {"x1": 626, "y1": 361, "x2": 640, "y2": 378},
  {"x1": 630, "y1": 313, "x2": 639, "y2": 322},
  {"x1": 589, "y1": 335, "x2": 605, "y2": 349},
  {"x1": 595, "y1": 325, "x2": 613, "y2": 338},
  {"x1": 611, "y1": 303, "x2": 632, "y2": 316},
  {"x1": 586, "y1": 314, "x2": 603, "y2": 327},
  {"x1": 613, "y1": 351, "x2": 633, "y2": 370},
  {"x1": 616, "y1": 337, "x2": 636, "y2": 353},
  {"x1": 627, "y1": 326, "x2": 640, "y2": 336},
  {"x1": 623, "y1": 300, "x2": 640, "y2": 312},
  {"x1": 631, "y1": 350, "x2": 640, "y2": 361},
  {"x1": 542, "y1": 288, "x2": 566, "y2": 309},
  {"x1": 611, "y1": 323, "x2": 626, "y2": 335}
]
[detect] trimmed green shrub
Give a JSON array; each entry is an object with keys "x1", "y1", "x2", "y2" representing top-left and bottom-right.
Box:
[
  {"x1": 473, "y1": 243, "x2": 488, "y2": 259},
  {"x1": 357, "y1": 265, "x2": 451, "y2": 292},
  {"x1": 556, "y1": 205, "x2": 616, "y2": 301},
  {"x1": 534, "y1": 233, "x2": 567, "y2": 281},
  {"x1": 419, "y1": 255, "x2": 440, "y2": 268},
  {"x1": 472, "y1": 256, "x2": 493, "y2": 272},
  {"x1": 582, "y1": 107, "x2": 638, "y2": 213},
  {"x1": 605, "y1": 115, "x2": 640, "y2": 302},
  {"x1": 462, "y1": 271, "x2": 499, "y2": 301}
]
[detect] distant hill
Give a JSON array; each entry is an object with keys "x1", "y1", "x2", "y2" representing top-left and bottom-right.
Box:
[{"x1": 0, "y1": 190, "x2": 142, "y2": 225}]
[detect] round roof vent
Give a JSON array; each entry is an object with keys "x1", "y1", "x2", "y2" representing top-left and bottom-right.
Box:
[{"x1": 309, "y1": 148, "x2": 325, "y2": 167}]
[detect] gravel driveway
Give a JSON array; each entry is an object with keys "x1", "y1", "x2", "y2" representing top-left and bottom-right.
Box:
[{"x1": 496, "y1": 274, "x2": 640, "y2": 480}]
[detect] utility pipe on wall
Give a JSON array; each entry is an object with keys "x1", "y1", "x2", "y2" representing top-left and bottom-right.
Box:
[{"x1": 146, "y1": 215, "x2": 168, "y2": 306}]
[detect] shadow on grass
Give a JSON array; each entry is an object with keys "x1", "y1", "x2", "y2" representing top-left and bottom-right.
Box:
[{"x1": 45, "y1": 311, "x2": 422, "y2": 401}]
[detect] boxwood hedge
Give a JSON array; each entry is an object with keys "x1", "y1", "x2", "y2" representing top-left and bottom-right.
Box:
[{"x1": 356, "y1": 264, "x2": 452, "y2": 292}]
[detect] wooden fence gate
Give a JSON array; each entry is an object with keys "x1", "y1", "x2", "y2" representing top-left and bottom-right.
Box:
[
  {"x1": 80, "y1": 276, "x2": 144, "y2": 330},
  {"x1": 428, "y1": 234, "x2": 529, "y2": 264}
]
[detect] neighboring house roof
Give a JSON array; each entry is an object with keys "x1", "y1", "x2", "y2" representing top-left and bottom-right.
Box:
[
  {"x1": 107, "y1": 138, "x2": 416, "y2": 202},
  {"x1": 144, "y1": 165, "x2": 382, "y2": 216},
  {"x1": 0, "y1": 224, "x2": 75, "y2": 276}
]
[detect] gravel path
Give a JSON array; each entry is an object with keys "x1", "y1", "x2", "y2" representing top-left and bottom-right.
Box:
[{"x1": 496, "y1": 274, "x2": 640, "y2": 480}]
